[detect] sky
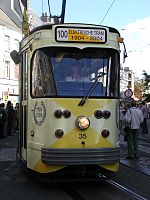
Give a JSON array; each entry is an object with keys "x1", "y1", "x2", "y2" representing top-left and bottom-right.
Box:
[{"x1": 29, "y1": 0, "x2": 150, "y2": 78}]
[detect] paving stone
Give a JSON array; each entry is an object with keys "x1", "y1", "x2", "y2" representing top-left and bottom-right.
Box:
[{"x1": 0, "y1": 148, "x2": 17, "y2": 161}]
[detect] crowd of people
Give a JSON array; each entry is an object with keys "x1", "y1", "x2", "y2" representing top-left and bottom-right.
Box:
[
  {"x1": 0, "y1": 101, "x2": 19, "y2": 139},
  {"x1": 120, "y1": 100, "x2": 149, "y2": 160}
]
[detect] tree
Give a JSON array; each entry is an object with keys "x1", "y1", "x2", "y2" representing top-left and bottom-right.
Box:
[
  {"x1": 134, "y1": 78, "x2": 144, "y2": 100},
  {"x1": 141, "y1": 71, "x2": 150, "y2": 102},
  {"x1": 142, "y1": 71, "x2": 150, "y2": 90}
]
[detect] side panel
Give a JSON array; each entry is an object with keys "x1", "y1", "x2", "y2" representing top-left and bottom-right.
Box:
[{"x1": 19, "y1": 51, "x2": 28, "y2": 161}]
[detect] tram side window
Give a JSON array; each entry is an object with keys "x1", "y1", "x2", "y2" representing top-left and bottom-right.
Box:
[
  {"x1": 109, "y1": 53, "x2": 119, "y2": 97},
  {"x1": 31, "y1": 50, "x2": 56, "y2": 97}
]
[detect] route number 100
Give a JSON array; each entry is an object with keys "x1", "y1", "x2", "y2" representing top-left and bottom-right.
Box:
[{"x1": 57, "y1": 30, "x2": 68, "y2": 38}]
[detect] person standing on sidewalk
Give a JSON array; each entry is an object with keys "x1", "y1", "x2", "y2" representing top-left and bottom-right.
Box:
[
  {"x1": 14, "y1": 103, "x2": 19, "y2": 132},
  {"x1": 0, "y1": 103, "x2": 6, "y2": 138},
  {"x1": 6, "y1": 101, "x2": 14, "y2": 136},
  {"x1": 124, "y1": 101, "x2": 143, "y2": 159},
  {"x1": 141, "y1": 101, "x2": 149, "y2": 134}
]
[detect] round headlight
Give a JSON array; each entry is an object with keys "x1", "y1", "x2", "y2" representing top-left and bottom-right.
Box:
[
  {"x1": 54, "y1": 109, "x2": 63, "y2": 118},
  {"x1": 101, "y1": 129, "x2": 110, "y2": 138},
  {"x1": 102, "y1": 110, "x2": 111, "y2": 119},
  {"x1": 63, "y1": 110, "x2": 71, "y2": 118},
  {"x1": 94, "y1": 110, "x2": 103, "y2": 119},
  {"x1": 76, "y1": 116, "x2": 90, "y2": 130},
  {"x1": 55, "y1": 129, "x2": 64, "y2": 138}
]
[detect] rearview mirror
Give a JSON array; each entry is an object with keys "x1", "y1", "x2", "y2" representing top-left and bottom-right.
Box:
[{"x1": 10, "y1": 50, "x2": 21, "y2": 64}]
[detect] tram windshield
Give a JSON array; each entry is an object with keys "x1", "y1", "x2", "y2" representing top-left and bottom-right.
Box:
[{"x1": 31, "y1": 47, "x2": 119, "y2": 98}]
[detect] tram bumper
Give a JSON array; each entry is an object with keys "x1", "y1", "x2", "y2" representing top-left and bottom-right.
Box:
[{"x1": 41, "y1": 147, "x2": 120, "y2": 165}]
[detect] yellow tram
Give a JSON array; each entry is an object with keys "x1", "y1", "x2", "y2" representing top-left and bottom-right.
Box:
[{"x1": 11, "y1": 21, "x2": 124, "y2": 177}]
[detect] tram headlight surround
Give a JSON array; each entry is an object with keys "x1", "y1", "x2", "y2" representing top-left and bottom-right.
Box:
[{"x1": 76, "y1": 116, "x2": 90, "y2": 130}]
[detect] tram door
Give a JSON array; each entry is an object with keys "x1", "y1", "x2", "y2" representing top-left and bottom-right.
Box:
[{"x1": 19, "y1": 50, "x2": 28, "y2": 161}]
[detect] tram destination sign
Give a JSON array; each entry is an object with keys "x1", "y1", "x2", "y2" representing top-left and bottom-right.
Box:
[{"x1": 55, "y1": 27, "x2": 107, "y2": 43}]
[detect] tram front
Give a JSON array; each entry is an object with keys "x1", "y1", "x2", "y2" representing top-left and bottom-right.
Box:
[{"x1": 13, "y1": 24, "x2": 122, "y2": 175}]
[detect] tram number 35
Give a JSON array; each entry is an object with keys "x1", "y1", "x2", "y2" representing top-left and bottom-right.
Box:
[{"x1": 79, "y1": 133, "x2": 87, "y2": 139}]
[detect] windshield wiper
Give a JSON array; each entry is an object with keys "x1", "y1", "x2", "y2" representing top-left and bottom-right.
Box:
[{"x1": 78, "y1": 72, "x2": 105, "y2": 106}]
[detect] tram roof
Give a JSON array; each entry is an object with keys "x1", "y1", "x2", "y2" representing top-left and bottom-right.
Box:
[{"x1": 26, "y1": 23, "x2": 120, "y2": 37}]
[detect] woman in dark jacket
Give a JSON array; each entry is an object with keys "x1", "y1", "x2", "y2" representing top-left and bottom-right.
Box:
[
  {"x1": 0, "y1": 103, "x2": 6, "y2": 138},
  {"x1": 6, "y1": 101, "x2": 14, "y2": 136}
]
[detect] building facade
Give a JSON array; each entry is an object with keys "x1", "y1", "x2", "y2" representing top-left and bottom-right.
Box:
[
  {"x1": 0, "y1": 1, "x2": 22, "y2": 104},
  {"x1": 0, "y1": 0, "x2": 42, "y2": 105}
]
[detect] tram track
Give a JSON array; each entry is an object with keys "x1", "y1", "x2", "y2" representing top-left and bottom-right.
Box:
[
  {"x1": 106, "y1": 178, "x2": 148, "y2": 200},
  {"x1": 60, "y1": 172, "x2": 149, "y2": 200},
  {"x1": 96, "y1": 173, "x2": 148, "y2": 200}
]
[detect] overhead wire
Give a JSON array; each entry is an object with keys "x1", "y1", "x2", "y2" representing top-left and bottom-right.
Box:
[
  {"x1": 129, "y1": 44, "x2": 150, "y2": 53},
  {"x1": 100, "y1": 0, "x2": 117, "y2": 24}
]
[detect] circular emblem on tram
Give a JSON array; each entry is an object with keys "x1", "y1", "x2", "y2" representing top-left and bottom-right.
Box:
[{"x1": 33, "y1": 101, "x2": 46, "y2": 126}]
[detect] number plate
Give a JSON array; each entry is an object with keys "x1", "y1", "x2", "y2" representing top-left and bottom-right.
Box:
[{"x1": 55, "y1": 27, "x2": 107, "y2": 43}]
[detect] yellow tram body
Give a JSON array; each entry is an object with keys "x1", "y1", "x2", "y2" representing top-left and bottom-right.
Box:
[
  {"x1": 27, "y1": 98, "x2": 119, "y2": 173},
  {"x1": 17, "y1": 23, "x2": 121, "y2": 175}
]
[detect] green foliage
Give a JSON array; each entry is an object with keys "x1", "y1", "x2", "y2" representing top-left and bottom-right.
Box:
[
  {"x1": 142, "y1": 70, "x2": 150, "y2": 91},
  {"x1": 141, "y1": 70, "x2": 150, "y2": 101},
  {"x1": 134, "y1": 78, "x2": 144, "y2": 100}
]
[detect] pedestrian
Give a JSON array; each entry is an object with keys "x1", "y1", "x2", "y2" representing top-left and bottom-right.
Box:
[
  {"x1": 148, "y1": 105, "x2": 150, "y2": 119},
  {"x1": 119, "y1": 101, "x2": 124, "y2": 132},
  {"x1": 141, "y1": 101, "x2": 149, "y2": 134},
  {"x1": 0, "y1": 103, "x2": 6, "y2": 138},
  {"x1": 6, "y1": 101, "x2": 14, "y2": 136},
  {"x1": 120, "y1": 102, "x2": 128, "y2": 132},
  {"x1": 1, "y1": 103, "x2": 7, "y2": 136},
  {"x1": 124, "y1": 101, "x2": 143, "y2": 159},
  {"x1": 14, "y1": 103, "x2": 19, "y2": 132}
]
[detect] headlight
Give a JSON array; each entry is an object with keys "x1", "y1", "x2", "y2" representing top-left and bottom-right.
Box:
[
  {"x1": 54, "y1": 109, "x2": 63, "y2": 118},
  {"x1": 101, "y1": 129, "x2": 110, "y2": 138},
  {"x1": 94, "y1": 110, "x2": 103, "y2": 119},
  {"x1": 76, "y1": 116, "x2": 90, "y2": 130},
  {"x1": 63, "y1": 109, "x2": 71, "y2": 118},
  {"x1": 102, "y1": 110, "x2": 111, "y2": 119},
  {"x1": 55, "y1": 129, "x2": 64, "y2": 138}
]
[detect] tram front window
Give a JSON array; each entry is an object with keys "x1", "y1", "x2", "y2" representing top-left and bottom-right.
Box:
[{"x1": 31, "y1": 47, "x2": 119, "y2": 98}]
